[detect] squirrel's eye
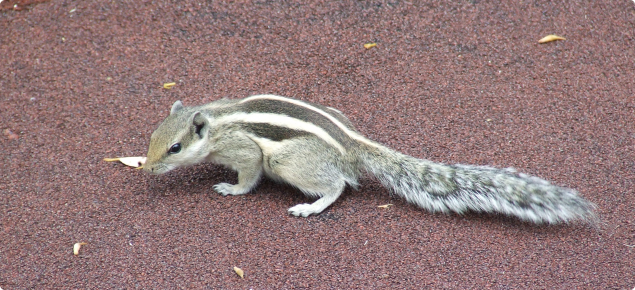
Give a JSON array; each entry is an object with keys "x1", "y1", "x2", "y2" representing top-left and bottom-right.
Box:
[{"x1": 168, "y1": 143, "x2": 181, "y2": 154}]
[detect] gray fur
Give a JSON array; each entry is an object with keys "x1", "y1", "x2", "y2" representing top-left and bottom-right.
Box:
[
  {"x1": 143, "y1": 95, "x2": 597, "y2": 224},
  {"x1": 171, "y1": 100, "x2": 184, "y2": 114},
  {"x1": 357, "y1": 143, "x2": 597, "y2": 224}
]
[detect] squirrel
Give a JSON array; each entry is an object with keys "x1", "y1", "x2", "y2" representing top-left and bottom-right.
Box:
[{"x1": 143, "y1": 94, "x2": 597, "y2": 224}]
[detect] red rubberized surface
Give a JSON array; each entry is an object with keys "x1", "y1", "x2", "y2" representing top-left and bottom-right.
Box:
[{"x1": 1, "y1": 0, "x2": 633, "y2": 288}]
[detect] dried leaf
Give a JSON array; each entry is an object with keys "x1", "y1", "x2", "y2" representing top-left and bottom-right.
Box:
[
  {"x1": 73, "y1": 242, "x2": 87, "y2": 255},
  {"x1": 538, "y1": 35, "x2": 565, "y2": 44},
  {"x1": 233, "y1": 266, "x2": 244, "y2": 278},
  {"x1": 377, "y1": 204, "x2": 393, "y2": 209},
  {"x1": 163, "y1": 82, "x2": 176, "y2": 89},
  {"x1": 364, "y1": 43, "x2": 377, "y2": 49},
  {"x1": 3, "y1": 129, "x2": 18, "y2": 140},
  {"x1": 104, "y1": 157, "x2": 147, "y2": 168}
]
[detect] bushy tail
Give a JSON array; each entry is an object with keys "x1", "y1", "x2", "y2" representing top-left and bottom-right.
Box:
[{"x1": 357, "y1": 142, "x2": 597, "y2": 224}]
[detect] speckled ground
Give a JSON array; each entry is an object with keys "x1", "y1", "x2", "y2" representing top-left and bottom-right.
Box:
[{"x1": 1, "y1": 0, "x2": 634, "y2": 288}]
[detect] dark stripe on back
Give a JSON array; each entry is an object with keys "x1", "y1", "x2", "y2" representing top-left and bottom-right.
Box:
[
  {"x1": 311, "y1": 103, "x2": 357, "y2": 131},
  {"x1": 237, "y1": 98, "x2": 357, "y2": 147},
  {"x1": 239, "y1": 122, "x2": 311, "y2": 141}
]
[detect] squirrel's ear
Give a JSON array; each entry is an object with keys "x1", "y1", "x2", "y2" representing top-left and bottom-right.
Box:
[
  {"x1": 192, "y1": 112, "x2": 209, "y2": 137},
  {"x1": 170, "y1": 100, "x2": 184, "y2": 115}
]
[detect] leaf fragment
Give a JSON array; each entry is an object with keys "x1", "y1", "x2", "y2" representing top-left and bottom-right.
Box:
[
  {"x1": 73, "y1": 242, "x2": 87, "y2": 255},
  {"x1": 104, "y1": 157, "x2": 147, "y2": 168},
  {"x1": 377, "y1": 204, "x2": 393, "y2": 209},
  {"x1": 233, "y1": 266, "x2": 244, "y2": 278},
  {"x1": 538, "y1": 35, "x2": 565, "y2": 44},
  {"x1": 163, "y1": 82, "x2": 176, "y2": 89},
  {"x1": 364, "y1": 42, "x2": 377, "y2": 49},
  {"x1": 3, "y1": 129, "x2": 18, "y2": 140}
]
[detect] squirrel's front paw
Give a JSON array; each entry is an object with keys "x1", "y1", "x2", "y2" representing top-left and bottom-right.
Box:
[
  {"x1": 213, "y1": 183, "x2": 248, "y2": 196},
  {"x1": 288, "y1": 204, "x2": 318, "y2": 217}
]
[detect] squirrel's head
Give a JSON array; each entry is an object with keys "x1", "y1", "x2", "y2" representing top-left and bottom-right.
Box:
[{"x1": 143, "y1": 100, "x2": 211, "y2": 174}]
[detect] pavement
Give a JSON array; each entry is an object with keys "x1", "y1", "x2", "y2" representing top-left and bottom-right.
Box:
[{"x1": 1, "y1": 0, "x2": 634, "y2": 288}]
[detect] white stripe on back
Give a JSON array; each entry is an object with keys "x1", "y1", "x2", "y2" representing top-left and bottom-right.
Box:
[
  {"x1": 214, "y1": 112, "x2": 347, "y2": 154},
  {"x1": 240, "y1": 95, "x2": 374, "y2": 146}
]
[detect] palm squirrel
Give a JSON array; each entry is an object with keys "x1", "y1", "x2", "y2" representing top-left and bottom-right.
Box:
[{"x1": 143, "y1": 94, "x2": 597, "y2": 224}]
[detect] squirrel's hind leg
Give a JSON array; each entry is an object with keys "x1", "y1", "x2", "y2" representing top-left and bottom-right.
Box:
[
  {"x1": 287, "y1": 187, "x2": 345, "y2": 217},
  {"x1": 257, "y1": 137, "x2": 354, "y2": 217}
]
